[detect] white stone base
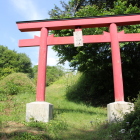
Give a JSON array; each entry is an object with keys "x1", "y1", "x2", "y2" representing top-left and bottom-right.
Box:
[
  {"x1": 107, "y1": 101, "x2": 134, "y2": 122},
  {"x1": 26, "y1": 102, "x2": 53, "y2": 122}
]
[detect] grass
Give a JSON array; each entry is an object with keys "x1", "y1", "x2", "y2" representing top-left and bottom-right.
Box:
[
  {"x1": 0, "y1": 72, "x2": 124, "y2": 140},
  {"x1": 0, "y1": 72, "x2": 138, "y2": 139},
  {"x1": 46, "y1": 73, "x2": 107, "y2": 139}
]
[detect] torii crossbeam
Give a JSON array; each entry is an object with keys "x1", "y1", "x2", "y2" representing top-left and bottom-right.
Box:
[{"x1": 16, "y1": 13, "x2": 140, "y2": 103}]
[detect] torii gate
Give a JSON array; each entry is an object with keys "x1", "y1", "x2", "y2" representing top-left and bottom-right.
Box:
[{"x1": 16, "y1": 13, "x2": 140, "y2": 122}]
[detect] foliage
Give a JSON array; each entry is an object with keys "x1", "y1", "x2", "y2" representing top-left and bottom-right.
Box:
[
  {"x1": 91, "y1": 94, "x2": 140, "y2": 140},
  {"x1": 47, "y1": 65, "x2": 65, "y2": 86},
  {"x1": 66, "y1": 72, "x2": 113, "y2": 106},
  {"x1": 0, "y1": 132, "x2": 50, "y2": 140},
  {"x1": 0, "y1": 74, "x2": 106, "y2": 140},
  {"x1": 49, "y1": 0, "x2": 140, "y2": 105},
  {"x1": 91, "y1": 121, "x2": 134, "y2": 140},
  {"x1": 0, "y1": 88, "x2": 8, "y2": 101},
  {"x1": 25, "y1": 121, "x2": 47, "y2": 131},
  {"x1": 26, "y1": 119, "x2": 68, "y2": 139},
  {"x1": 119, "y1": 94, "x2": 140, "y2": 139},
  {"x1": 0, "y1": 73, "x2": 35, "y2": 96},
  {"x1": 32, "y1": 65, "x2": 65, "y2": 86},
  {"x1": 49, "y1": 0, "x2": 140, "y2": 18},
  {"x1": 1, "y1": 73, "x2": 140, "y2": 140},
  {"x1": 0, "y1": 45, "x2": 33, "y2": 79}
]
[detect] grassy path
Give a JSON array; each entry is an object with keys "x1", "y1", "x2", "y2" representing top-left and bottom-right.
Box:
[
  {"x1": 0, "y1": 74, "x2": 107, "y2": 140},
  {"x1": 46, "y1": 75, "x2": 107, "y2": 139}
]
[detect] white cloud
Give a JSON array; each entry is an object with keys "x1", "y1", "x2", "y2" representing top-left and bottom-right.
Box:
[
  {"x1": 10, "y1": 0, "x2": 46, "y2": 65},
  {"x1": 10, "y1": 0, "x2": 44, "y2": 20},
  {"x1": 10, "y1": 0, "x2": 45, "y2": 38},
  {"x1": 47, "y1": 57, "x2": 58, "y2": 66}
]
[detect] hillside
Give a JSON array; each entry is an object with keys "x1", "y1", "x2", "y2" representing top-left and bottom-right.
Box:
[{"x1": 0, "y1": 73, "x2": 107, "y2": 140}]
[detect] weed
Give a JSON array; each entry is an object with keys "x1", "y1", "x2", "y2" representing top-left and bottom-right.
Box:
[
  {"x1": 2, "y1": 132, "x2": 48, "y2": 140},
  {"x1": 25, "y1": 121, "x2": 47, "y2": 131},
  {"x1": 0, "y1": 93, "x2": 7, "y2": 101}
]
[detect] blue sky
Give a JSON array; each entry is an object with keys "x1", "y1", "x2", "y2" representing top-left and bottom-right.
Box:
[{"x1": 0, "y1": 0, "x2": 70, "y2": 68}]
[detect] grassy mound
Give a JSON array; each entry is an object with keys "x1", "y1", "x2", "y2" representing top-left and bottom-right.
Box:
[{"x1": 0, "y1": 73, "x2": 35, "y2": 97}]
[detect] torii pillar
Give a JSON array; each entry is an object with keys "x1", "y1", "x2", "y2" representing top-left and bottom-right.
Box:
[
  {"x1": 110, "y1": 23, "x2": 124, "y2": 102},
  {"x1": 36, "y1": 27, "x2": 48, "y2": 101},
  {"x1": 107, "y1": 23, "x2": 134, "y2": 122},
  {"x1": 26, "y1": 28, "x2": 53, "y2": 123}
]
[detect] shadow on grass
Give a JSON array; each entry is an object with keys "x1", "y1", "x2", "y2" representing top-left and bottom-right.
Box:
[
  {"x1": 58, "y1": 127, "x2": 95, "y2": 140},
  {"x1": 0, "y1": 121, "x2": 103, "y2": 140},
  {"x1": 0, "y1": 129, "x2": 95, "y2": 140},
  {"x1": 54, "y1": 108, "x2": 106, "y2": 116},
  {"x1": 0, "y1": 122, "x2": 52, "y2": 140},
  {"x1": 0, "y1": 131, "x2": 52, "y2": 140}
]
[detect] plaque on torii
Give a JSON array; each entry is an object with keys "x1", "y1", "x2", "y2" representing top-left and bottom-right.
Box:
[{"x1": 16, "y1": 14, "x2": 140, "y2": 103}]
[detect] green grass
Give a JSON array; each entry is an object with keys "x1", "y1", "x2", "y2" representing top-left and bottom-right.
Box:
[
  {"x1": 1, "y1": 72, "x2": 138, "y2": 139},
  {"x1": 46, "y1": 73, "x2": 107, "y2": 139},
  {"x1": 0, "y1": 73, "x2": 109, "y2": 140}
]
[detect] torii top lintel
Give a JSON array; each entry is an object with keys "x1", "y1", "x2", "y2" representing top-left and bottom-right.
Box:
[{"x1": 16, "y1": 13, "x2": 140, "y2": 32}]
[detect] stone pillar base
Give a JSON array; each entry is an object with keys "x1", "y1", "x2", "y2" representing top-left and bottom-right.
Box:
[
  {"x1": 107, "y1": 101, "x2": 134, "y2": 122},
  {"x1": 26, "y1": 102, "x2": 53, "y2": 122}
]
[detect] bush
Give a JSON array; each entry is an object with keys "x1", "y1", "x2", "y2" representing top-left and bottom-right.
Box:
[
  {"x1": 0, "y1": 73, "x2": 36, "y2": 96},
  {"x1": 91, "y1": 95, "x2": 140, "y2": 139},
  {"x1": 66, "y1": 72, "x2": 113, "y2": 106},
  {"x1": 119, "y1": 94, "x2": 140, "y2": 139}
]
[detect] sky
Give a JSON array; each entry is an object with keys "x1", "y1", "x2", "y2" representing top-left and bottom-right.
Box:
[{"x1": 0, "y1": 0, "x2": 70, "y2": 68}]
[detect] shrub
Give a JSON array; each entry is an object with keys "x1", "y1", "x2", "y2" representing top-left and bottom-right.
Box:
[
  {"x1": 120, "y1": 94, "x2": 140, "y2": 139},
  {"x1": 0, "y1": 73, "x2": 36, "y2": 96},
  {"x1": 0, "y1": 87, "x2": 7, "y2": 101},
  {"x1": 66, "y1": 72, "x2": 113, "y2": 106}
]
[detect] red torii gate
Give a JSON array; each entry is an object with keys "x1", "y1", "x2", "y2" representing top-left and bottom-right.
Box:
[{"x1": 16, "y1": 13, "x2": 140, "y2": 103}]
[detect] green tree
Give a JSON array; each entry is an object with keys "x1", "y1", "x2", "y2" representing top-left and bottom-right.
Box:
[
  {"x1": 0, "y1": 45, "x2": 33, "y2": 79},
  {"x1": 49, "y1": 0, "x2": 140, "y2": 105},
  {"x1": 49, "y1": 0, "x2": 140, "y2": 19},
  {"x1": 47, "y1": 65, "x2": 65, "y2": 86},
  {"x1": 32, "y1": 65, "x2": 65, "y2": 86}
]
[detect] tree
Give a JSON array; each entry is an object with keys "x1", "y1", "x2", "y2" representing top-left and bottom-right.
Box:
[
  {"x1": 48, "y1": 0, "x2": 140, "y2": 105},
  {"x1": 49, "y1": 0, "x2": 140, "y2": 19},
  {"x1": 32, "y1": 65, "x2": 65, "y2": 86},
  {"x1": 0, "y1": 45, "x2": 33, "y2": 79}
]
